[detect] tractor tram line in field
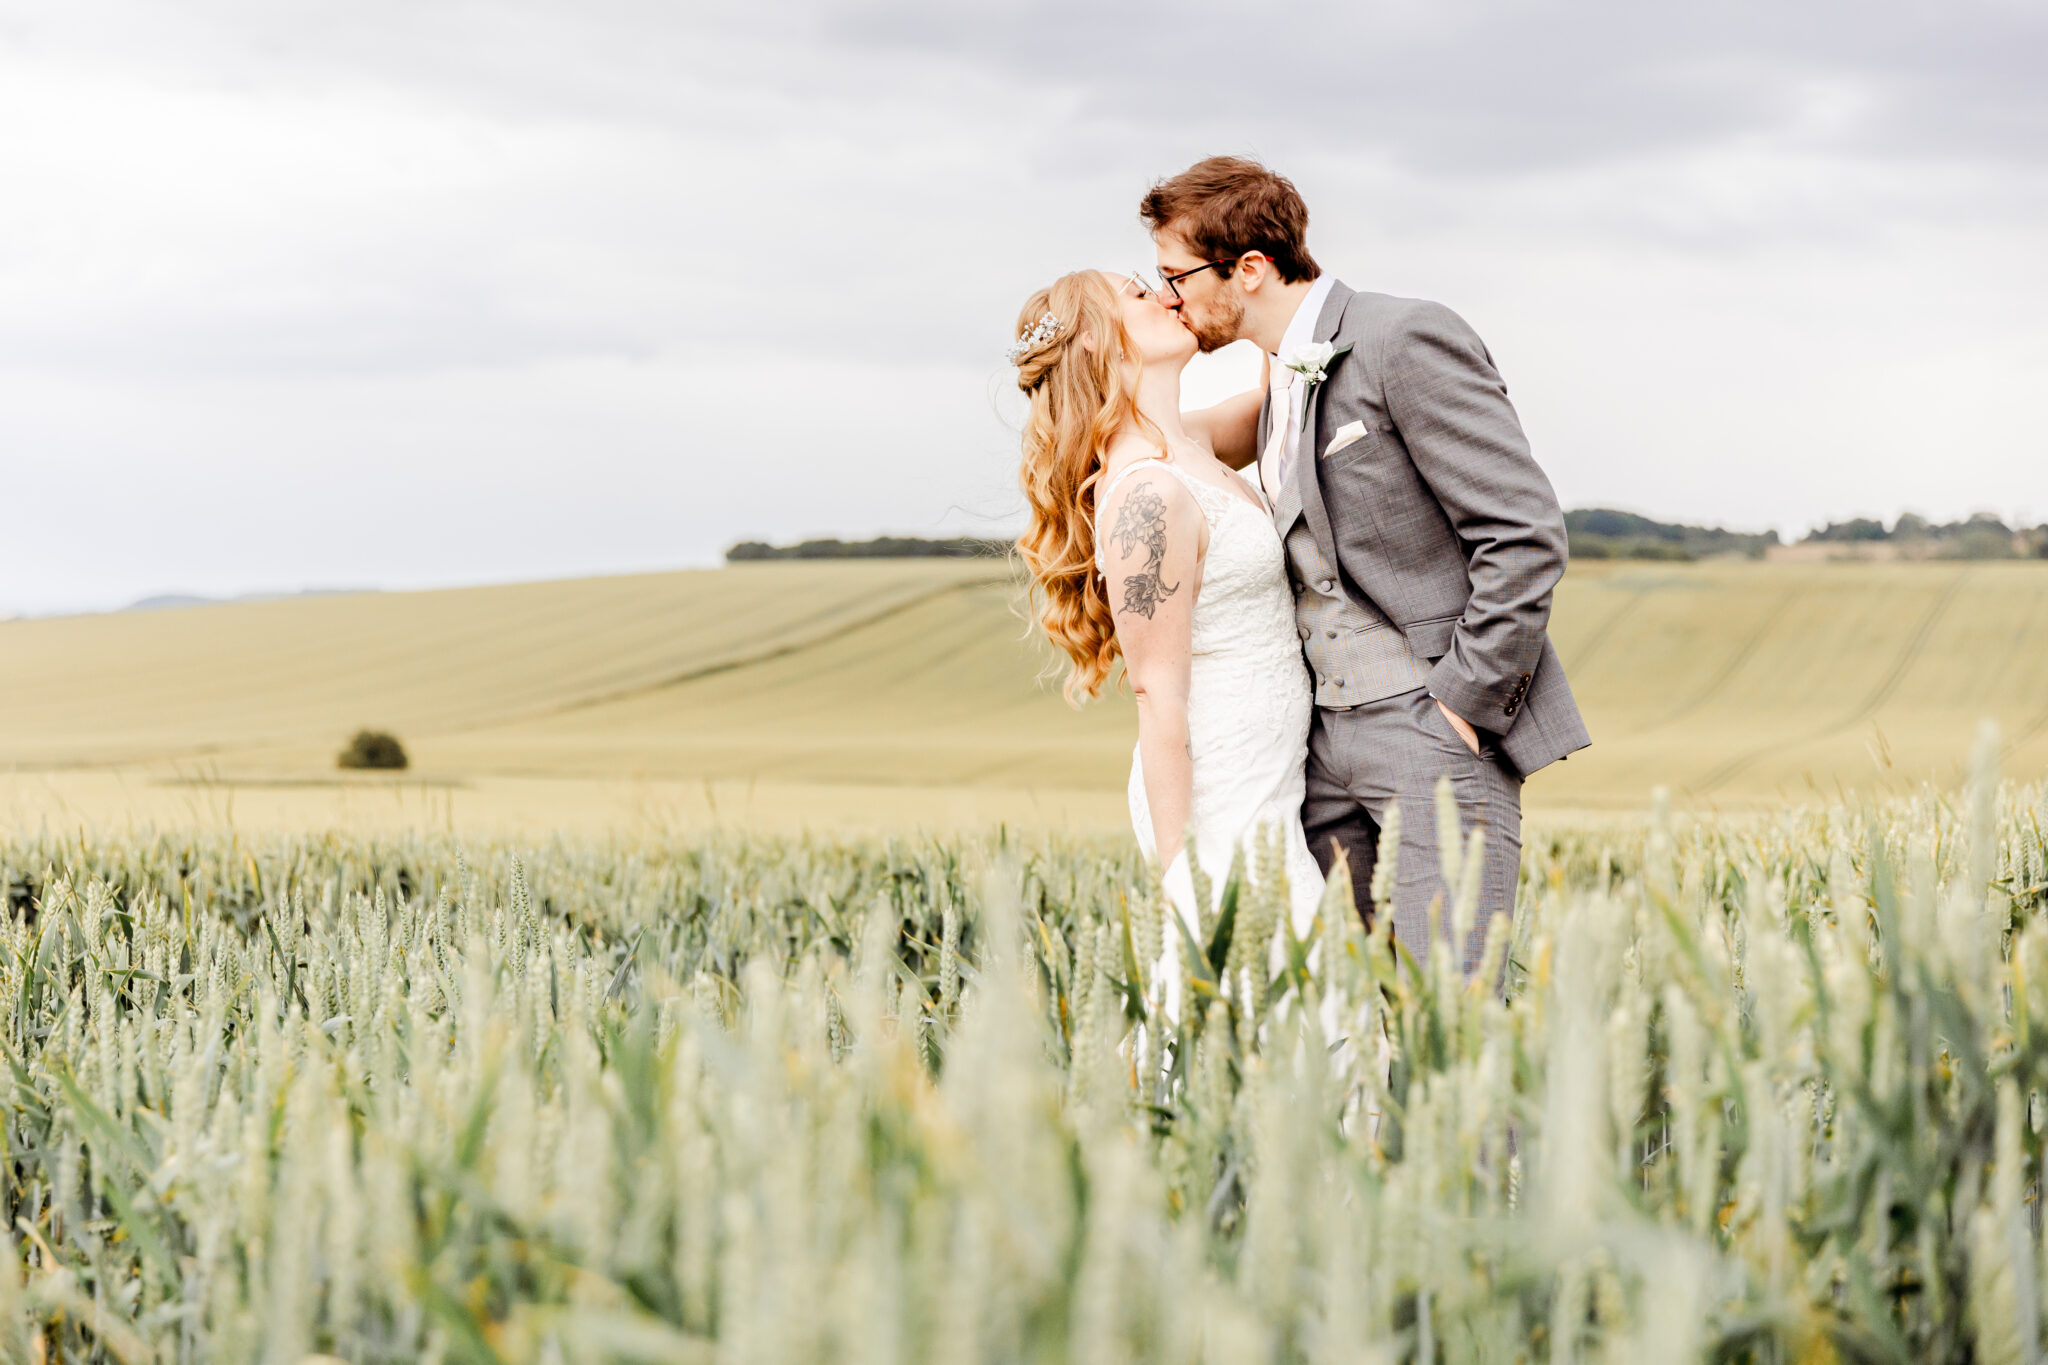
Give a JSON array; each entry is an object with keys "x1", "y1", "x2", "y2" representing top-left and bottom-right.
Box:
[
  {"x1": 443, "y1": 572, "x2": 1011, "y2": 731},
  {"x1": 1621, "y1": 584, "x2": 1800, "y2": 742},
  {"x1": 1555, "y1": 581, "x2": 1648, "y2": 676},
  {"x1": 1690, "y1": 566, "x2": 1977, "y2": 798},
  {"x1": 1993, "y1": 583, "x2": 2048, "y2": 760}
]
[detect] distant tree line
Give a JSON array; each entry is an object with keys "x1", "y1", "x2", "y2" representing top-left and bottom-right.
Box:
[
  {"x1": 1804, "y1": 512, "x2": 2048, "y2": 560},
  {"x1": 726, "y1": 536, "x2": 1010, "y2": 562},
  {"x1": 1565, "y1": 509, "x2": 1780, "y2": 562},
  {"x1": 730, "y1": 513, "x2": 2048, "y2": 565},
  {"x1": 1569, "y1": 508, "x2": 2048, "y2": 563}
]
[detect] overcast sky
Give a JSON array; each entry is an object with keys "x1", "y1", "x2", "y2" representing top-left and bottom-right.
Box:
[{"x1": 4, "y1": 0, "x2": 2044, "y2": 614}]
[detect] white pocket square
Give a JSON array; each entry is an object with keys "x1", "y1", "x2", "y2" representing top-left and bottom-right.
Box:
[{"x1": 1324, "y1": 421, "x2": 1369, "y2": 457}]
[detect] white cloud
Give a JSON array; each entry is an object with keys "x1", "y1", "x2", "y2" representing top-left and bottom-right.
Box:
[{"x1": 1, "y1": 0, "x2": 2043, "y2": 614}]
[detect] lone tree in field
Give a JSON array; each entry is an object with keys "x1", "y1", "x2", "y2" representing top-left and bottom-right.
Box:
[{"x1": 338, "y1": 729, "x2": 408, "y2": 770}]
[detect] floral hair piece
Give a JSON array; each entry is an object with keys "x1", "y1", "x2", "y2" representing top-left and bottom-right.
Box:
[{"x1": 1005, "y1": 312, "x2": 1064, "y2": 365}]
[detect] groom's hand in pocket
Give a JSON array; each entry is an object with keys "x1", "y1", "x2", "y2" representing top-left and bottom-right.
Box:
[{"x1": 1435, "y1": 698, "x2": 1482, "y2": 757}]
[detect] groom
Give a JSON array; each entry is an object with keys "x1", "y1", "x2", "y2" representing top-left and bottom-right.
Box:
[{"x1": 1142, "y1": 156, "x2": 1589, "y2": 973}]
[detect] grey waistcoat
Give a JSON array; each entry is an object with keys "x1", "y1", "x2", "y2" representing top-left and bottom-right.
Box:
[
  {"x1": 1280, "y1": 512, "x2": 1431, "y2": 708},
  {"x1": 1267, "y1": 409, "x2": 1430, "y2": 709}
]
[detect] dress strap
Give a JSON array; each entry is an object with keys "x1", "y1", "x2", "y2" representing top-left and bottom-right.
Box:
[
  {"x1": 1105, "y1": 456, "x2": 1245, "y2": 527},
  {"x1": 1141, "y1": 458, "x2": 1242, "y2": 527},
  {"x1": 1103, "y1": 455, "x2": 1225, "y2": 513},
  {"x1": 1098, "y1": 455, "x2": 1171, "y2": 503}
]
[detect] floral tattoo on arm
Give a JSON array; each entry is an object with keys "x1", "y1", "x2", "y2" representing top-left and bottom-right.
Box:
[{"x1": 1108, "y1": 481, "x2": 1180, "y2": 620}]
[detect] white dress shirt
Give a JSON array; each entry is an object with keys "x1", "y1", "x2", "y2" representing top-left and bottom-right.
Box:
[{"x1": 1258, "y1": 273, "x2": 1337, "y2": 507}]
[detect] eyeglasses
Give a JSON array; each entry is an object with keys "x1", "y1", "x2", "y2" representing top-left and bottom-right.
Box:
[
  {"x1": 1158, "y1": 253, "x2": 1264, "y2": 300},
  {"x1": 1117, "y1": 269, "x2": 1162, "y2": 301}
]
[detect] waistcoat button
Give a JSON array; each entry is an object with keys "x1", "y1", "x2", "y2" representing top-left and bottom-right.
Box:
[
  {"x1": 1298, "y1": 626, "x2": 1309, "y2": 640},
  {"x1": 1325, "y1": 629, "x2": 1337, "y2": 639},
  {"x1": 1318, "y1": 579, "x2": 1334, "y2": 593}
]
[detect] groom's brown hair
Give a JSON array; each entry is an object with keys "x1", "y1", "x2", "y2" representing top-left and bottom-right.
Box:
[{"x1": 1140, "y1": 157, "x2": 1321, "y2": 284}]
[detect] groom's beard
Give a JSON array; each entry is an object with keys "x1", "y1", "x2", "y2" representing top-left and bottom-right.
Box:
[{"x1": 1187, "y1": 291, "x2": 1244, "y2": 353}]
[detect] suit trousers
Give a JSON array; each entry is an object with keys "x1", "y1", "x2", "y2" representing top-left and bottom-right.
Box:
[{"x1": 1302, "y1": 686, "x2": 1522, "y2": 975}]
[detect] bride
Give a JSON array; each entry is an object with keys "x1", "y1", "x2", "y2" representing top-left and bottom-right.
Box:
[{"x1": 1011, "y1": 269, "x2": 1327, "y2": 1018}]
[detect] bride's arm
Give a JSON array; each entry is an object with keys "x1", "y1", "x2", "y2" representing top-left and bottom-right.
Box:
[
  {"x1": 1183, "y1": 351, "x2": 1270, "y2": 470},
  {"x1": 1100, "y1": 470, "x2": 1204, "y2": 870}
]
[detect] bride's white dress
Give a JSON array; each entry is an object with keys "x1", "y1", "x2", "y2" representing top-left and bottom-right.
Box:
[{"x1": 1096, "y1": 456, "x2": 1325, "y2": 1011}]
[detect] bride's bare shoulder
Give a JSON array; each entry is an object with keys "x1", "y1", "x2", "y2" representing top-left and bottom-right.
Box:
[{"x1": 1098, "y1": 450, "x2": 1201, "y2": 527}]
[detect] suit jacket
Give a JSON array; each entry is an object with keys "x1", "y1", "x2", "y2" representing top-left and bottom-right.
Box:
[{"x1": 1261, "y1": 280, "x2": 1590, "y2": 776}]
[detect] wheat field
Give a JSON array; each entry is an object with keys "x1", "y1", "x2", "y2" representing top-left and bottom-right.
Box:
[
  {"x1": 0, "y1": 749, "x2": 2044, "y2": 1361},
  {"x1": 3, "y1": 560, "x2": 2044, "y2": 835},
  {"x1": 6, "y1": 560, "x2": 2048, "y2": 1359}
]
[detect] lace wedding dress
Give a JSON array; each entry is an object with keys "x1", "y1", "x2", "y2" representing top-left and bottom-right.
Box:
[{"x1": 1096, "y1": 456, "x2": 1326, "y2": 1015}]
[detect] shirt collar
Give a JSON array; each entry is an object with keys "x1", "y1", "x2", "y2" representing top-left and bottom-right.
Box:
[{"x1": 1272, "y1": 274, "x2": 1336, "y2": 368}]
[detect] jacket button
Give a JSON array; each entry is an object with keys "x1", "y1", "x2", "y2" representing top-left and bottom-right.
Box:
[
  {"x1": 1298, "y1": 626, "x2": 1310, "y2": 640},
  {"x1": 1504, "y1": 704, "x2": 1518, "y2": 717},
  {"x1": 1318, "y1": 579, "x2": 1335, "y2": 593},
  {"x1": 1333, "y1": 678, "x2": 1346, "y2": 688}
]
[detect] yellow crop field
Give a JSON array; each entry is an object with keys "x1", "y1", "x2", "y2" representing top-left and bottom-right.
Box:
[
  {"x1": 5, "y1": 559, "x2": 2048, "y2": 1361},
  {"x1": 3, "y1": 558, "x2": 2045, "y2": 832},
  {"x1": 0, "y1": 561, "x2": 1004, "y2": 770},
  {"x1": 1544, "y1": 560, "x2": 2048, "y2": 805}
]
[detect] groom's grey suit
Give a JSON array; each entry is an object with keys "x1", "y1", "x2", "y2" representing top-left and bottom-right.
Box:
[{"x1": 1262, "y1": 280, "x2": 1589, "y2": 971}]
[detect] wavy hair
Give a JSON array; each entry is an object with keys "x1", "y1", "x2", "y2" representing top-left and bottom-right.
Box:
[{"x1": 1012, "y1": 271, "x2": 1162, "y2": 704}]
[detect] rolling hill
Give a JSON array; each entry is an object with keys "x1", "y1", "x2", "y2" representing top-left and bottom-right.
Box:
[{"x1": 2, "y1": 559, "x2": 2044, "y2": 831}]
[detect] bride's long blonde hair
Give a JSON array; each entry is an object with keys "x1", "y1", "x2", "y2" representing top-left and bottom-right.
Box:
[{"x1": 1012, "y1": 270, "x2": 1163, "y2": 704}]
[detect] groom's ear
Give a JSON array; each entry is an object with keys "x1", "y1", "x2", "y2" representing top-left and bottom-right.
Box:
[{"x1": 1234, "y1": 252, "x2": 1276, "y2": 295}]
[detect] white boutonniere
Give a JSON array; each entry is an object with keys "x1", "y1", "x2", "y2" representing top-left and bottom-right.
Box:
[{"x1": 1280, "y1": 340, "x2": 1354, "y2": 430}]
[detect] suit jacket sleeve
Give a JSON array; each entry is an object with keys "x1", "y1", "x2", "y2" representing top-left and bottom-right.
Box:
[{"x1": 1381, "y1": 299, "x2": 1567, "y2": 733}]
